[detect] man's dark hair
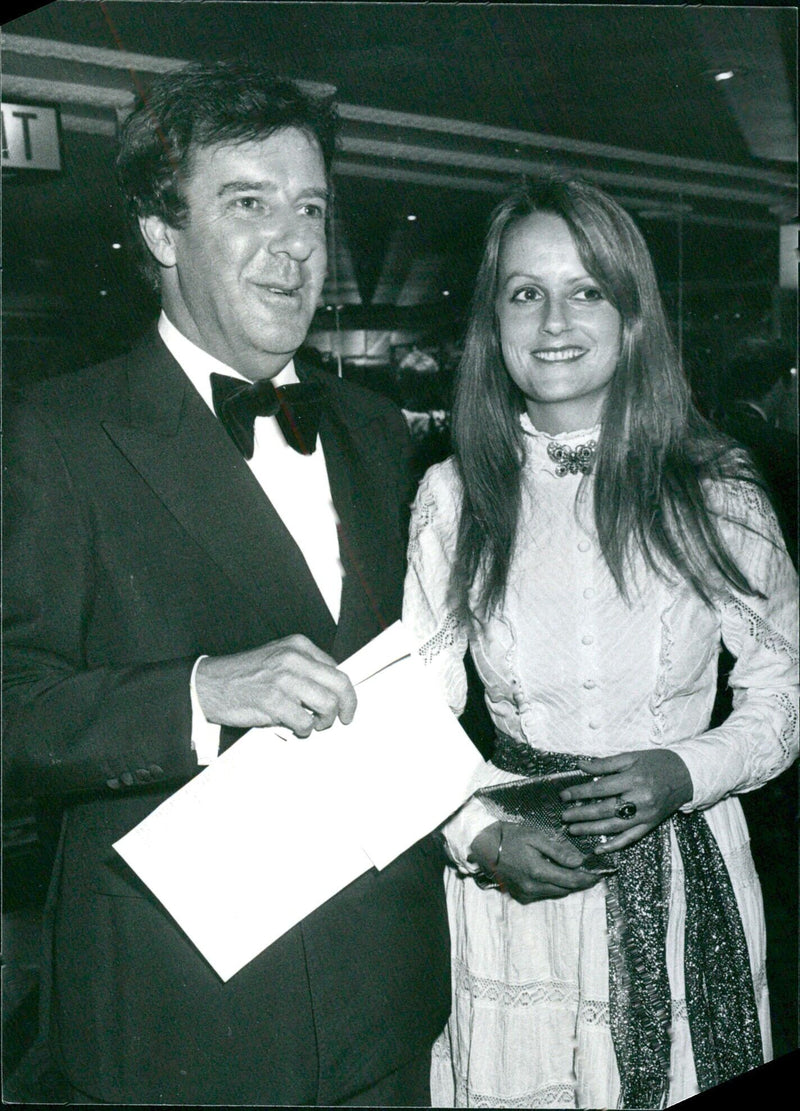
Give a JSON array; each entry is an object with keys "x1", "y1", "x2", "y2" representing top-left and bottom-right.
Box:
[{"x1": 115, "y1": 61, "x2": 339, "y2": 285}]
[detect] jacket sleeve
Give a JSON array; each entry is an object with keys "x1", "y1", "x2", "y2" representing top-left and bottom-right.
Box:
[
  {"x1": 2, "y1": 401, "x2": 199, "y2": 800},
  {"x1": 670, "y1": 483, "x2": 800, "y2": 810}
]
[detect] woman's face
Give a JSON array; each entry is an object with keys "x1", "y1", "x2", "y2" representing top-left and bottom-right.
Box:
[{"x1": 495, "y1": 211, "x2": 622, "y2": 434}]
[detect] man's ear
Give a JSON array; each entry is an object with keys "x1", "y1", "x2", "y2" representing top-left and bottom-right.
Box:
[{"x1": 139, "y1": 214, "x2": 179, "y2": 269}]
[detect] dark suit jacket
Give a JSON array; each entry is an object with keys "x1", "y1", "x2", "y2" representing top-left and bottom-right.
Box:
[{"x1": 3, "y1": 330, "x2": 450, "y2": 1105}]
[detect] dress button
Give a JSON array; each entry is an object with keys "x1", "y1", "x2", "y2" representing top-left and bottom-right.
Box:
[
  {"x1": 583, "y1": 587, "x2": 595, "y2": 599},
  {"x1": 578, "y1": 540, "x2": 591, "y2": 552},
  {"x1": 588, "y1": 720, "x2": 601, "y2": 730},
  {"x1": 583, "y1": 679, "x2": 597, "y2": 690},
  {"x1": 582, "y1": 634, "x2": 594, "y2": 645}
]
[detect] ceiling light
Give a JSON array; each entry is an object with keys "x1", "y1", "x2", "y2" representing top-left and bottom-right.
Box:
[{"x1": 703, "y1": 67, "x2": 746, "y2": 83}]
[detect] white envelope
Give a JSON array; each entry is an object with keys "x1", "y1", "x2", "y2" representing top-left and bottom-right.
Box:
[{"x1": 113, "y1": 621, "x2": 486, "y2": 981}]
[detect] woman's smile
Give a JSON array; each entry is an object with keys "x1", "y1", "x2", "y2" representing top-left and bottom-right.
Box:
[{"x1": 530, "y1": 345, "x2": 588, "y2": 362}]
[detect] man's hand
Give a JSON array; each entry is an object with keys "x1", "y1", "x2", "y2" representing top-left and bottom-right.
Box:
[
  {"x1": 469, "y1": 822, "x2": 603, "y2": 904},
  {"x1": 195, "y1": 635, "x2": 357, "y2": 736}
]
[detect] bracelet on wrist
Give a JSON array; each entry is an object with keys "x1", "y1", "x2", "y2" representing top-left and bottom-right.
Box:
[{"x1": 474, "y1": 824, "x2": 504, "y2": 890}]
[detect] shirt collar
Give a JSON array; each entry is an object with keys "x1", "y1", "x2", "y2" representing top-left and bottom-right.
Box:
[{"x1": 157, "y1": 311, "x2": 299, "y2": 413}]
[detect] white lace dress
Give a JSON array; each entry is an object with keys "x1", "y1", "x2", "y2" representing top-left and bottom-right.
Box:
[{"x1": 403, "y1": 417, "x2": 799, "y2": 1109}]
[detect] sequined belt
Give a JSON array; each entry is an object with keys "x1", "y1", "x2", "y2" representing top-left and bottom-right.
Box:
[{"x1": 492, "y1": 731, "x2": 763, "y2": 1109}]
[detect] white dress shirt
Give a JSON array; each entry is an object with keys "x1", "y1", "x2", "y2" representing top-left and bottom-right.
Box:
[{"x1": 157, "y1": 313, "x2": 343, "y2": 763}]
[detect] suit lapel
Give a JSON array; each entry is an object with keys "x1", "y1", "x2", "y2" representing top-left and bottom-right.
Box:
[
  {"x1": 308, "y1": 370, "x2": 405, "y2": 661},
  {"x1": 102, "y1": 333, "x2": 336, "y2": 649}
]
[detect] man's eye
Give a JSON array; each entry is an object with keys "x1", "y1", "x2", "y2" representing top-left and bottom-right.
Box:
[
  {"x1": 232, "y1": 197, "x2": 262, "y2": 212},
  {"x1": 301, "y1": 203, "x2": 326, "y2": 219}
]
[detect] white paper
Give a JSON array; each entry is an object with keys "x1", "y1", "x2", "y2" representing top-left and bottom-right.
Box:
[
  {"x1": 329, "y1": 651, "x2": 488, "y2": 868},
  {"x1": 113, "y1": 621, "x2": 485, "y2": 981}
]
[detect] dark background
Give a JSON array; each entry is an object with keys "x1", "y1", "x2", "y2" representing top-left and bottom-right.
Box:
[{"x1": 3, "y1": 3, "x2": 797, "y2": 401}]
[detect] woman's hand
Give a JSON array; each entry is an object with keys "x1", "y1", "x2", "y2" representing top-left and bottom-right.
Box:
[
  {"x1": 468, "y1": 822, "x2": 603, "y2": 904},
  {"x1": 559, "y1": 749, "x2": 694, "y2": 853}
]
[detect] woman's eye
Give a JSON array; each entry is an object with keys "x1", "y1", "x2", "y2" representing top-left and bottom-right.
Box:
[
  {"x1": 510, "y1": 287, "x2": 542, "y2": 303},
  {"x1": 573, "y1": 286, "x2": 605, "y2": 302},
  {"x1": 301, "y1": 203, "x2": 326, "y2": 219}
]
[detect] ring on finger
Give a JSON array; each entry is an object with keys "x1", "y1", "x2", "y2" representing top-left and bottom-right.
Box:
[{"x1": 615, "y1": 800, "x2": 637, "y2": 821}]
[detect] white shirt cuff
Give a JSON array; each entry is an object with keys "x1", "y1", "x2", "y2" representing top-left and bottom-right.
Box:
[{"x1": 190, "y1": 655, "x2": 221, "y2": 766}]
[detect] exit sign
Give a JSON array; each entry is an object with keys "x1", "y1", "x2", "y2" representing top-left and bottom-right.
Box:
[{"x1": 2, "y1": 102, "x2": 61, "y2": 171}]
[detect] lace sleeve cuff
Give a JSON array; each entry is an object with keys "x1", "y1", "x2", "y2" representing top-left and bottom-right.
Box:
[{"x1": 441, "y1": 761, "x2": 523, "y2": 871}]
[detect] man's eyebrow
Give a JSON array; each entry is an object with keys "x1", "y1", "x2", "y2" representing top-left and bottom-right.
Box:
[
  {"x1": 217, "y1": 179, "x2": 271, "y2": 197},
  {"x1": 216, "y1": 180, "x2": 331, "y2": 202}
]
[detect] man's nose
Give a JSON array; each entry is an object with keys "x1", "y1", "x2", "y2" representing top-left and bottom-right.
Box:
[
  {"x1": 540, "y1": 296, "x2": 570, "y2": 334},
  {"x1": 267, "y1": 213, "x2": 315, "y2": 260}
]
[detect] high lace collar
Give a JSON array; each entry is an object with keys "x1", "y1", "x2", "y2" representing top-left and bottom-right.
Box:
[{"x1": 520, "y1": 412, "x2": 601, "y2": 476}]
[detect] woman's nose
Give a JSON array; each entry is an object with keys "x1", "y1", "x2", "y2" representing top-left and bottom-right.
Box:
[{"x1": 540, "y1": 296, "x2": 570, "y2": 334}]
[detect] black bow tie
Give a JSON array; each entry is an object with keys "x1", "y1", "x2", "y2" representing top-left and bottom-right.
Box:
[{"x1": 210, "y1": 372, "x2": 323, "y2": 459}]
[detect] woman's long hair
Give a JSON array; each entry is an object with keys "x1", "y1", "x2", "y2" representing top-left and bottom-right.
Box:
[{"x1": 449, "y1": 176, "x2": 767, "y2": 620}]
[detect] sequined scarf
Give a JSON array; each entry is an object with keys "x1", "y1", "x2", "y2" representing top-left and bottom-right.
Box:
[{"x1": 491, "y1": 733, "x2": 764, "y2": 1109}]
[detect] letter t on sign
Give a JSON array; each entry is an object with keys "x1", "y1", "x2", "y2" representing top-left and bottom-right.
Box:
[{"x1": 1, "y1": 102, "x2": 61, "y2": 170}]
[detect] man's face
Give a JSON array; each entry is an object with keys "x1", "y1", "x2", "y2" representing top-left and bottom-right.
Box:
[{"x1": 146, "y1": 128, "x2": 329, "y2": 380}]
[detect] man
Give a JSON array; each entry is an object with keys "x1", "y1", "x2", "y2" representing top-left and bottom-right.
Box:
[{"x1": 3, "y1": 62, "x2": 449, "y2": 1106}]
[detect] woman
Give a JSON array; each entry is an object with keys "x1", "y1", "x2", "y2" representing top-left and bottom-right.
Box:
[{"x1": 403, "y1": 177, "x2": 799, "y2": 1109}]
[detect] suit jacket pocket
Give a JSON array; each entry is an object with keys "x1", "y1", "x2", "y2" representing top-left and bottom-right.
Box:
[{"x1": 61, "y1": 792, "x2": 173, "y2": 898}]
